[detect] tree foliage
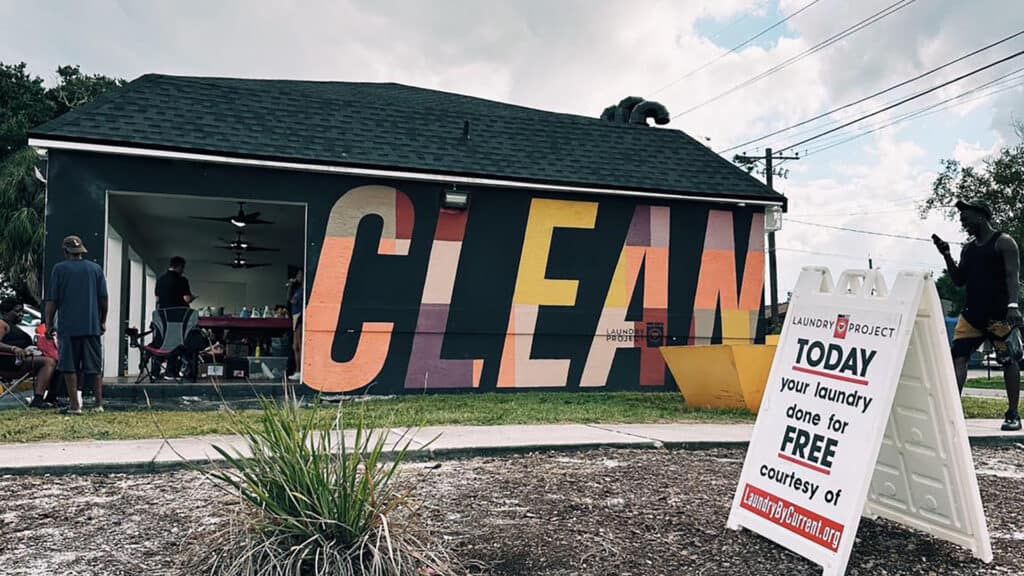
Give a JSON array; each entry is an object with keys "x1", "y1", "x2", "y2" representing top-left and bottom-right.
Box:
[
  {"x1": 935, "y1": 270, "x2": 966, "y2": 317},
  {"x1": 919, "y1": 122, "x2": 1024, "y2": 248},
  {"x1": 0, "y1": 63, "x2": 125, "y2": 302},
  {"x1": 0, "y1": 62, "x2": 52, "y2": 161},
  {"x1": 921, "y1": 121, "x2": 1024, "y2": 310}
]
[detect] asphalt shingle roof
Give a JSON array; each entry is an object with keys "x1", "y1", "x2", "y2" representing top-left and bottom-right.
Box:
[{"x1": 30, "y1": 74, "x2": 783, "y2": 203}]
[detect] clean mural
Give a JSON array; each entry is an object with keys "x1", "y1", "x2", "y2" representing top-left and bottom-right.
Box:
[{"x1": 305, "y1": 185, "x2": 765, "y2": 394}]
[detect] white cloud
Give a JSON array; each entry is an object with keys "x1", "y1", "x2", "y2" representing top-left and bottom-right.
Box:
[
  {"x1": 774, "y1": 129, "x2": 962, "y2": 293},
  {"x1": 1, "y1": 0, "x2": 1021, "y2": 299},
  {"x1": 952, "y1": 138, "x2": 1002, "y2": 167}
]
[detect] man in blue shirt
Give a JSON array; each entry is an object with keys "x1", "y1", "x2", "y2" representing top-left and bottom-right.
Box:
[{"x1": 45, "y1": 235, "x2": 109, "y2": 414}]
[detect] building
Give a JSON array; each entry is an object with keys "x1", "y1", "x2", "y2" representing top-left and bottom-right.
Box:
[{"x1": 29, "y1": 74, "x2": 785, "y2": 394}]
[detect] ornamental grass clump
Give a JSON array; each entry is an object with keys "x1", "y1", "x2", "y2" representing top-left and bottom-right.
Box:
[{"x1": 188, "y1": 392, "x2": 455, "y2": 576}]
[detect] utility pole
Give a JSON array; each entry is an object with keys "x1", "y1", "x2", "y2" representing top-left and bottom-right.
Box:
[{"x1": 733, "y1": 147, "x2": 799, "y2": 332}]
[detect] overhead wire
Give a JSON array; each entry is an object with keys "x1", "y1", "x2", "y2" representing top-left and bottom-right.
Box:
[
  {"x1": 776, "y1": 247, "x2": 937, "y2": 268},
  {"x1": 718, "y1": 27, "x2": 1024, "y2": 154},
  {"x1": 650, "y1": 0, "x2": 825, "y2": 97},
  {"x1": 787, "y1": 219, "x2": 964, "y2": 244},
  {"x1": 773, "y1": 48, "x2": 1024, "y2": 153},
  {"x1": 799, "y1": 64, "x2": 1024, "y2": 150},
  {"x1": 770, "y1": 67, "x2": 1024, "y2": 151},
  {"x1": 800, "y1": 71, "x2": 1024, "y2": 156},
  {"x1": 672, "y1": 0, "x2": 919, "y2": 119}
]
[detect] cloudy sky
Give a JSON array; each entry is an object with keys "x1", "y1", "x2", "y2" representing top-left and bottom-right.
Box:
[{"x1": 2, "y1": 0, "x2": 1022, "y2": 299}]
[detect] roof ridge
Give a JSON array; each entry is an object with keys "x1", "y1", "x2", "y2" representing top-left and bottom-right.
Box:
[{"x1": 145, "y1": 73, "x2": 675, "y2": 130}]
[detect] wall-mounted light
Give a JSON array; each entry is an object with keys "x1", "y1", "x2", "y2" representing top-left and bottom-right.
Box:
[
  {"x1": 765, "y1": 206, "x2": 783, "y2": 232},
  {"x1": 442, "y1": 187, "x2": 470, "y2": 210}
]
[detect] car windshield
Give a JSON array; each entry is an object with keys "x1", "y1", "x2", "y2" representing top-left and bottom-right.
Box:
[{"x1": 19, "y1": 305, "x2": 41, "y2": 327}]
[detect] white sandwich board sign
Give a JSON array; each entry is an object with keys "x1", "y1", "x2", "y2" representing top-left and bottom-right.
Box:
[{"x1": 727, "y1": 267, "x2": 992, "y2": 575}]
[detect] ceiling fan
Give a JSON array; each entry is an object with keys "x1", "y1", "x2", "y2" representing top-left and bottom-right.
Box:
[
  {"x1": 191, "y1": 202, "x2": 273, "y2": 228},
  {"x1": 216, "y1": 252, "x2": 272, "y2": 269},
  {"x1": 216, "y1": 231, "x2": 280, "y2": 253}
]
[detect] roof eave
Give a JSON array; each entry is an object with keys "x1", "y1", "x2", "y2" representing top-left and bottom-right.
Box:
[{"x1": 28, "y1": 135, "x2": 786, "y2": 208}]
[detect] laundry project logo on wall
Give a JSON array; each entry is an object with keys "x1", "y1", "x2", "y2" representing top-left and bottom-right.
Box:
[{"x1": 729, "y1": 302, "x2": 902, "y2": 562}]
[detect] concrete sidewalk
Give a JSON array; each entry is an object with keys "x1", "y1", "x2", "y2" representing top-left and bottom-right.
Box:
[{"x1": 1, "y1": 420, "x2": 1022, "y2": 476}]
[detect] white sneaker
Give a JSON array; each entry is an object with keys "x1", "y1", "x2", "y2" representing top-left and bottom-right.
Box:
[{"x1": 287, "y1": 372, "x2": 301, "y2": 382}]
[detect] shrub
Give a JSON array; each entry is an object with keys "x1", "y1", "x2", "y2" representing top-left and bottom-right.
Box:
[{"x1": 186, "y1": 391, "x2": 456, "y2": 576}]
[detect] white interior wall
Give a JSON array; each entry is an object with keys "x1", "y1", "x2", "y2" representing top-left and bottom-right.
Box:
[
  {"x1": 188, "y1": 262, "x2": 290, "y2": 315},
  {"x1": 103, "y1": 228, "x2": 123, "y2": 378},
  {"x1": 145, "y1": 267, "x2": 157, "y2": 333},
  {"x1": 128, "y1": 253, "x2": 144, "y2": 375}
]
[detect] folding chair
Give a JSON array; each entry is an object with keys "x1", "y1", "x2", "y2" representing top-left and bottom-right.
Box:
[
  {"x1": 0, "y1": 352, "x2": 33, "y2": 408},
  {"x1": 127, "y1": 307, "x2": 199, "y2": 384}
]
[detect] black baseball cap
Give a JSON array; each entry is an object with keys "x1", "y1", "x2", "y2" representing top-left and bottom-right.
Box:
[
  {"x1": 62, "y1": 235, "x2": 88, "y2": 254},
  {"x1": 955, "y1": 199, "x2": 992, "y2": 220}
]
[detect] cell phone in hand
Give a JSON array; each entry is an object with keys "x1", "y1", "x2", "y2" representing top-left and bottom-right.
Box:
[{"x1": 931, "y1": 234, "x2": 949, "y2": 253}]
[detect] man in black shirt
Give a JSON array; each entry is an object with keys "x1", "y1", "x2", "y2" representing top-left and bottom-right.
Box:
[
  {"x1": 155, "y1": 256, "x2": 195, "y2": 309},
  {"x1": 934, "y1": 200, "x2": 1022, "y2": 431}
]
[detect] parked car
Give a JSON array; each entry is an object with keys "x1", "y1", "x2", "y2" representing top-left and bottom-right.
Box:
[
  {"x1": 16, "y1": 304, "x2": 42, "y2": 342},
  {"x1": 981, "y1": 351, "x2": 1002, "y2": 368}
]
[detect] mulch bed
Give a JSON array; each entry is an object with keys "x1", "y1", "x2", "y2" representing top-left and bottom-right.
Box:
[{"x1": 1, "y1": 445, "x2": 1022, "y2": 575}]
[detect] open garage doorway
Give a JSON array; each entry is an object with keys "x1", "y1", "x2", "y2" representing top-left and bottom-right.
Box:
[{"x1": 105, "y1": 192, "x2": 306, "y2": 382}]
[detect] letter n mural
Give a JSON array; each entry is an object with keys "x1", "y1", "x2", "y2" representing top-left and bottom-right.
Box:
[{"x1": 690, "y1": 210, "x2": 765, "y2": 346}]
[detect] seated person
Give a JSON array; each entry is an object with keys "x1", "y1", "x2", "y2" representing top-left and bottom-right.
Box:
[{"x1": 0, "y1": 298, "x2": 57, "y2": 408}]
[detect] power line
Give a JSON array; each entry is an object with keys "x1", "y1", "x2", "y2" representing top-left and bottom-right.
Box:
[
  {"x1": 792, "y1": 208, "x2": 919, "y2": 217},
  {"x1": 719, "y1": 28, "x2": 1024, "y2": 154},
  {"x1": 673, "y1": 0, "x2": 918, "y2": 119},
  {"x1": 804, "y1": 79, "x2": 1024, "y2": 157},
  {"x1": 706, "y1": 11, "x2": 755, "y2": 42},
  {"x1": 774, "y1": 66, "x2": 1024, "y2": 152},
  {"x1": 801, "y1": 71, "x2": 1024, "y2": 157},
  {"x1": 775, "y1": 48, "x2": 1024, "y2": 153},
  {"x1": 787, "y1": 219, "x2": 964, "y2": 244},
  {"x1": 650, "y1": 0, "x2": 825, "y2": 97},
  {"x1": 800, "y1": 64, "x2": 1024, "y2": 152},
  {"x1": 787, "y1": 195, "x2": 928, "y2": 218},
  {"x1": 777, "y1": 247, "x2": 937, "y2": 268}
]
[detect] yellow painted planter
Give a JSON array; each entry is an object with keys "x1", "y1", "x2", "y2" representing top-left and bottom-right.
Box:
[{"x1": 660, "y1": 343, "x2": 777, "y2": 413}]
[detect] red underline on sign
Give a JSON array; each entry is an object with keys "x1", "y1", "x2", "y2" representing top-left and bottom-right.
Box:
[
  {"x1": 792, "y1": 366, "x2": 869, "y2": 386},
  {"x1": 777, "y1": 453, "x2": 832, "y2": 476}
]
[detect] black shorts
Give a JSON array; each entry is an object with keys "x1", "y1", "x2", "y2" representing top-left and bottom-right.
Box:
[
  {"x1": 950, "y1": 315, "x2": 1013, "y2": 360},
  {"x1": 0, "y1": 355, "x2": 24, "y2": 372},
  {"x1": 57, "y1": 336, "x2": 103, "y2": 375}
]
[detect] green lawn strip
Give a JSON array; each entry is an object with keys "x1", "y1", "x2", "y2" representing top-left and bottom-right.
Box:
[
  {"x1": 0, "y1": 392, "x2": 1011, "y2": 444},
  {"x1": 961, "y1": 396, "x2": 1014, "y2": 418},
  {"x1": 0, "y1": 393, "x2": 751, "y2": 443},
  {"x1": 965, "y1": 378, "x2": 1005, "y2": 391}
]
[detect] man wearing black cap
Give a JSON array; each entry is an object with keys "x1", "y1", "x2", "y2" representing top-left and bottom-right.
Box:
[
  {"x1": 44, "y1": 235, "x2": 108, "y2": 415},
  {"x1": 933, "y1": 199, "x2": 1022, "y2": 431}
]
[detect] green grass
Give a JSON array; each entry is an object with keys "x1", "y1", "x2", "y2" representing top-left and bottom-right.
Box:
[
  {"x1": 965, "y1": 377, "x2": 1006, "y2": 390},
  {"x1": 962, "y1": 396, "x2": 1016, "y2": 418},
  {"x1": 0, "y1": 392, "x2": 751, "y2": 443},
  {"x1": 0, "y1": 391, "x2": 1013, "y2": 444}
]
